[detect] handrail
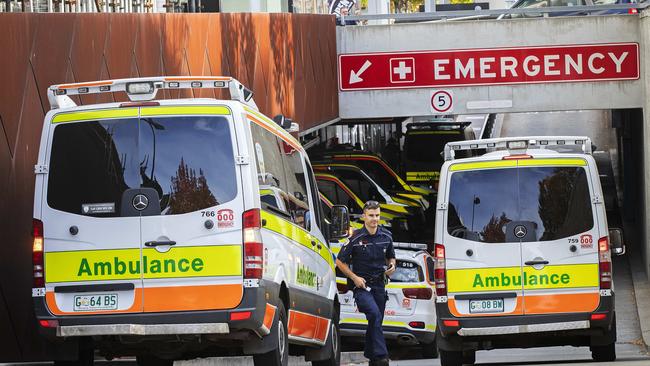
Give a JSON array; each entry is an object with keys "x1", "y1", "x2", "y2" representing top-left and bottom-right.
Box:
[{"x1": 339, "y1": 3, "x2": 650, "y2": 24}]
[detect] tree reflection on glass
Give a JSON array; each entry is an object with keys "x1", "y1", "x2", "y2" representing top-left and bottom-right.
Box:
[
  {"x1": 481, "y1": 213, "x2": 512, "y2": 243},
  {"x1": 168, "y1": 158, "x2": 218, "y2": 214}
]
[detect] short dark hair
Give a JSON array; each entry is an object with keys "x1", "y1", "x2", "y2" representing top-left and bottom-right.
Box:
[{"x1": 363, "y1": 200, "x2": 380, "y2": 212}]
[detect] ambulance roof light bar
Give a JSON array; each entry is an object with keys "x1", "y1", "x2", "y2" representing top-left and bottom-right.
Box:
[
  {"x1": 47, "y1": 76, "x2": 258, "y2": 110},
  {"x1": 444, "y1": 136, "x2": 592, "y2": 161}
]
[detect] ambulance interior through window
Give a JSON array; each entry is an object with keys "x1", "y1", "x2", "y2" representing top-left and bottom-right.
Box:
[
  {"x1": 251, "y1": 123, "x2": 311, "y2": 228},
  {"x1": 389, "y1": 260, "x2": 423, "y2": 283},
  {"x1": 405, "y1": 131, "x2": 465, "y2": 166},
  {"x1": 446, "y1": 166, "x2": 593, "y2": 242}
]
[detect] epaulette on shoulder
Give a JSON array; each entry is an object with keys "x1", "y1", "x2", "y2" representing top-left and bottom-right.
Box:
[
  {"x1": 348, "y1": 229, "x2": 366, "y2": 243},
  {"x1": 378, "y1": 226, "x2": 392, "y2": 238}
]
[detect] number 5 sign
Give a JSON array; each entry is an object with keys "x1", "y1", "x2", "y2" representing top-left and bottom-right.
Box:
[{"x1": 431, "y1": 90, "x2": 453, "y2": 113}]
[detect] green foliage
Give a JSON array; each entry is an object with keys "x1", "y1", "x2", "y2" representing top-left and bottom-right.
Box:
[{"x1": 390, "y1": 0, "x2": 425, "y2": 13}]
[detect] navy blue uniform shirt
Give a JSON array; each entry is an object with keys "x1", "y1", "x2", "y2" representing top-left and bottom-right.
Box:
[{"x1": 337, "y1": 226, "x2": 395, "y2": 282}]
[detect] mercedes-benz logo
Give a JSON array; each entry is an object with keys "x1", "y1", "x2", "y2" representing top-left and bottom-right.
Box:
[
  {"x1": 514, "y1": 225, "x2": 527, "y2": 239},
  {"x1": 132, "y1": 194, "x2": 149, "y2": 211}
]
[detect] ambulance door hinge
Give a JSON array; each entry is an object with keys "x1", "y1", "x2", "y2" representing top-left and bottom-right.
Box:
[
  {"x1": 34, "y1": 165, "x2": 49, "y2": 174},
  {"x1": 235, "y1": 155, "x2": 250, "y2": 165},
  {"x1": 592, "y1": 195, "x2": 602, "y2": 204},
  {"x1": 437, "y1": 202, "x2": 448, "y2": 211}
]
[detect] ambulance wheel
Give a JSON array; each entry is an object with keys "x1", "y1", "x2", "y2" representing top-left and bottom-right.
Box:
[
  {"x1": 54, "y1": 338, "x2": 94, "y2": 366},
  {"x1": 136, "y1": 354, "x2": 173, "y2": 366},
  {"x1": 420, "y1": 340, "x2": 439, "y2": 359},
  {"x1": 591, "y1": 342, "x2": 616, "y2": 362},
  {"x1": 254, "y1": 302, "x2": 288, "y2": 366},
  {"x1": 439, "y1": 349, "x2": 463, "y2": 366},
  {"x1": 462, "y1": 349, "x2": 476, "y2": 365},
  {"x1": 312, "y1": 307, "x2": 341, "y2": 366}
]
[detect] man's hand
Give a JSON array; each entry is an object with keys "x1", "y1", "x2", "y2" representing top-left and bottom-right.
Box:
[
  {"x1": 352, "y1": 275, "x2": 367, "y2": 289},
  {"x1": 384, "y1": 263, "x2": 396, "y2": 277}
]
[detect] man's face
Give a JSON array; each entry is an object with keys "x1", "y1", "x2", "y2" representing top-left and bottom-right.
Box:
[{"x1": 362, "y1": 207, "x2": 381, "y2": 229}]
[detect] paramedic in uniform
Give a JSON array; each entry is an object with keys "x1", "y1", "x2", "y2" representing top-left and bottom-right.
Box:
[{"x1": 336, "y1": 200, "x2": 396, "y2": 366}]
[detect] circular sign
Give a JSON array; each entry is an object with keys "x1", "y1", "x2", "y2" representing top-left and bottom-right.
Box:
[{"x1": 431, "y1": 90, "x2": 453, "y2": 113}]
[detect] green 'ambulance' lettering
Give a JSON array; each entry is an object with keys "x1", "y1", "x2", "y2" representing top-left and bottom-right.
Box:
[
  {"x1": 76, "y1": 256, "x2": 205, "y2": 277},
  {"x1": 471, "y1": 272, "x2": 572, "y2": 288}
]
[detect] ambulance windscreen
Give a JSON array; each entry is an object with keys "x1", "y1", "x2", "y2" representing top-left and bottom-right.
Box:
[{"x1": 446, "y1": 166, "x2": 593, "y2": 243}]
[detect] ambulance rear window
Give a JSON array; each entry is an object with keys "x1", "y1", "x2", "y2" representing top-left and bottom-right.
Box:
[
  {"x1": 405, "y1": 131, "x2": 468, "y2": 165},
  {"x1": 446, "y1": 166, "x2": 593, "y2": 243},
  {"x1": 47, "y1": 116, "x2": 237, "y2": 216},
  {"x1": 389, "y1": 260, "x2": 423, "y2": 282}
]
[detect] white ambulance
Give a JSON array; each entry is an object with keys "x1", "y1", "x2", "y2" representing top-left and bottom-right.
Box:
[
  {"x1": 31, "y1": 76, "x2": 350, "y2": 366},
  {"x1": 433, "y1": 137, "x2": 625, "y2": 366}
]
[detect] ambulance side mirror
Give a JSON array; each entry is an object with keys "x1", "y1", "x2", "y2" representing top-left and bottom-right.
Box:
[
  {"x1": 609, "y1": 228, "x2": 626, "y2": 256},
  {"x1": 330, "y1": 205, "x2": 350, "y2": 239}
]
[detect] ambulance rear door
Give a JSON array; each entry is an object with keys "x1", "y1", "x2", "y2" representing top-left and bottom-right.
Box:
[
  {"x1": 41, "y1": 107, "x2": 144, "y2": 316},
  {"x1": 516, "y1": 158, "x2": 601, "y2": 315},
  {"x1": 138, "y1": 105, "x2": 245, "y2": 313},
  {"x1": 443, "y1": 160, "x2": 525, "y2": 317}
]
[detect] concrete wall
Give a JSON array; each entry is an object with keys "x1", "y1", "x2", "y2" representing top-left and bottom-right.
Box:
[
  {"x1": 337, "y1": 16, "x2": 643, "y2": 117},
  {"x1": 640, "y1": 12, "x2": 650, "y2": 281},
  {"x1": 0, "y1": 12, "x2": 337, "y2": 362}
]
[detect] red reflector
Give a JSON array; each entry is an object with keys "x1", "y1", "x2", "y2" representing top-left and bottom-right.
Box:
[
  {"x1": 409, "y1": 321, "x2": 425, "y2": 329},
  {"x1": 119, "y1": 101, "x2": 160, "y2": 108},
  {"x1": 39, "y1": 320, "x2": 58, "y2": 328},
  {"x1": 230, "y1": 311, "x2": 252, "y2": 321},
  {"x1": 443, "y1": 320, "x2": 459, "y2": 327},
  {"x1": 591, "y1": 314, "x2": 607, "y2": 321}
]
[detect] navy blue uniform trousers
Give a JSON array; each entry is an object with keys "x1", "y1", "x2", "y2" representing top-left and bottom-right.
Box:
[{"x1": 353, "y1": 285, "x2": 388, "y2": 360}]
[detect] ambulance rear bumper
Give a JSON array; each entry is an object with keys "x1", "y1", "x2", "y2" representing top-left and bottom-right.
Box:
[{"x1": 57, "y1": 323, "x2": 230, "y2": 337}]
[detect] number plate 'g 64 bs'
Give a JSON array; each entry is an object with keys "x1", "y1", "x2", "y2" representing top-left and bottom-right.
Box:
[{"x1": 73, "y1": 294, "x2": 118, "y2": 311}]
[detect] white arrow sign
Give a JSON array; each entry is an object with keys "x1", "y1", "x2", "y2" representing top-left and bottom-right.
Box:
[{"x1": 349, "y1": 60, "x2": 372, "y2": 84}]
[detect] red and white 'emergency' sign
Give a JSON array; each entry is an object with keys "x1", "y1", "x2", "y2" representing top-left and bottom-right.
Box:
[{"x1": 339, "y1": 43, "x2": 639, "y2": 91}]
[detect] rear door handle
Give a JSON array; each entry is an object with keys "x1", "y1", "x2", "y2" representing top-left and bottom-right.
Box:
[
  {"x1": 525, "y1": 260, "x2": 549, "y2": 266},
  {"x1": 144, "y1": 240, "x2": 176, "y2": 247}
]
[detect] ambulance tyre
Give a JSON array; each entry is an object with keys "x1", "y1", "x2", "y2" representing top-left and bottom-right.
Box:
[
  {"x1": 254, "y1": 302, "x2": 288, "y2": 366},
  {"x1": 462, "y1": 350, "x2": 476, "y2": 365},
  {"x1": 439, "y1": 349, "x2": 463, "y2": 366},
  {"x1": 591, "y1": 315, "x2": 617, "y2": 362},
  {"x1": 135, "y1": 354, "x2": 173, "y2": 366},
  {"x1": 54, "y1": 338, "x2": 94, "y2": 366},
  {"x1": 311, "y1": 307, "x2": 341, "y2": 366},
  {"x1": 591, "y1": 342, "x2": 616, "y2": 362},
  {"x1": 420, "y1": 340, "x2": 438, "y2": 359}
]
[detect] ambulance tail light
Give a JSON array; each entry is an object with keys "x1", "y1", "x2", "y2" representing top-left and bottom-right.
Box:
[
  {"x1": 403, "y1": 287, "x2": 433, "y2": 300},
  {"x1": 243, "y1": 209, "x2": 263, "y2": 279},
  {"x1": 32, "y1": 219, "x2": 44, "y2": 288},
  {"x1": 433, "y1": 244, "x2": 447, "y2": 297},
  {"x1": 598, "y1": 236, "x2": 612, "y2": 290}
]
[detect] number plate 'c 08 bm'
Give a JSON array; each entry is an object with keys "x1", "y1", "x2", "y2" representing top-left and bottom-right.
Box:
[{"x1": 469, "y1": 299, "x2": 504, "y2": 313}]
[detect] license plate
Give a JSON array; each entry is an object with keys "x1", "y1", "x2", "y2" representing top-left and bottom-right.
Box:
[
  {"x1": 469, "y1": 299, "x2": 503, "y2": 313},
  {"x1": 73, "y1": 294, "x2": 118, "y2": 311}
]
